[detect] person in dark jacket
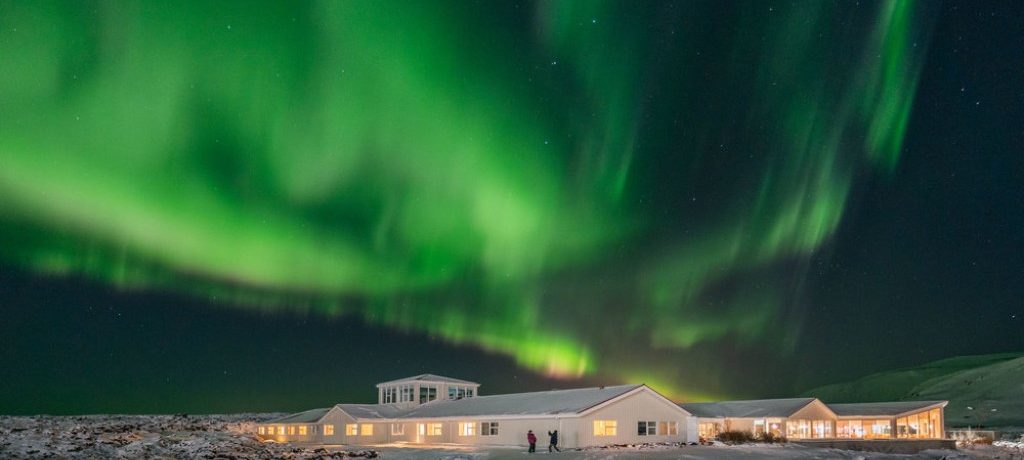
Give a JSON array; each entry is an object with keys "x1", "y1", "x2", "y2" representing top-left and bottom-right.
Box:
[
  {"x1": 527, "y1": 430, "x2": 537, "y2": 453},
  {"x1": 548, "y1": 430, "x2": 561, "y2": 452}
]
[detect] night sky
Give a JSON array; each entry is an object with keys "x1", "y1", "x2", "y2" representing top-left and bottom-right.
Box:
[{"x1": 1, "y1": 1, "x2": 1021, "y2": 415}]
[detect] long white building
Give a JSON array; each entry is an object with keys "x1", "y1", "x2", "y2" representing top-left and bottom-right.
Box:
[{"x1": 257, "y1": 374, "x2": 697, "y2": 447}]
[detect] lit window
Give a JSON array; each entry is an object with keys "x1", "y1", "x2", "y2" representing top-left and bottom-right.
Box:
[
  {"x1": 346, "y1": 424, "x2": 358, "y2": 436},
  {"x1": 299, "y1": 426, "x2": 307, "y2": 436},
  {"x1": 391, "y1": 424, "x2": 405, "y2": 436},
  {"x1": 638, "y1": 421, "x2": 656, "y2": 436},
  {"x1": 428, "y1": 423, "x2": 443, "y2": 436},
  {"x1": 480, "y1": 422, "x2": 499, "y2": 436},
  {"x1": 323, "y1": 424, "x2": 334, "y2": 436},
  {"x1": 288, "y1": 426, "x2": 295, "y2": 435},
  {"x1": 278, "y1": 426, "x2": 286, "y2": 435},
  {"x1": 417, "y1": 423, "x2": 426, "y2": 436},
  {"x1": 665, "y1": 421, "x2": 678, "y2": 436},
  {"x1": 594, "y1": 420, "x2": 617, "y2": 436},
  {"x1": 361, "y1": 424, "x2": 374, "y2": 436},
  {"x1": 258, "y1": 427, "x2": 264, "y2": 435},
  {"x1": 459, "y1": 422, "x2": 476, "y2": 436}
]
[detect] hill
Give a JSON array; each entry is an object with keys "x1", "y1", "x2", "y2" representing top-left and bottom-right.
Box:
[{"x1": 804, "y1": 353, "x2": 1024, "y2": 427}]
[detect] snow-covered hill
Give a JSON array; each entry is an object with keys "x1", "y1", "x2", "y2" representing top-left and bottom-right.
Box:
[{"x1": 805, "y1": 353, "x2": 1024, "y2": 427}]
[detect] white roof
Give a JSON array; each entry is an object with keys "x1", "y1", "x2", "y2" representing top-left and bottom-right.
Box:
[
  {"x1": 680, "y1": 398, "x2": 819, "y2": 418},
  {"x1": 399, "y1": 384, "x2": 643, "y2": 418},
  {"x1": 266, "y1": 407, "x2": 331, "y2": 424},
  {"x1": 376, "y1": 373, "x2": 479, "y2": 387},
  {"x1": 828, "y1": 401, "x2": 947, "y2": 417}
]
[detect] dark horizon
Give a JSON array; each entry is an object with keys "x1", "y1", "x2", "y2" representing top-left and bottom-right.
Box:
[{"x1": 1, "y1": 0, "x2": 1022, "y2": 415}]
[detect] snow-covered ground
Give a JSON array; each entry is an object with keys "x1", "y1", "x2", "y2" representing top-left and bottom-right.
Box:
[{"x1": 1, "y1": 414, "x2": 1021, "y2": 459}]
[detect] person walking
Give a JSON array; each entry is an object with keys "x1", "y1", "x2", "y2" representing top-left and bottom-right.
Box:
[
  {"x1": 527, "y1": 430, "x2": 537, "y2": 453},
  {"x1": 547, "y1": 430, "x2": 561, "y2": 452}
]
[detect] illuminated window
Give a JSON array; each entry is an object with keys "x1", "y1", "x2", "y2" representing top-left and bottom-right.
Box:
[
  {"x1": 288, "y1": 426, "x2": 295, "y2": 435},
  {"x1": 660, "y1": 421, "x2": 678, "y2": 436},
  {"x1": 361, "y1": 424, "x2": 374, "y2": 436},
  {"x1": 638, "y1": 421, "x2": 656, "y2": 436},
  {"x1": 346, "y1": 424, "x2": 358, "y2": 436},
  {"x1": 459, "y1": 422, "x2": 476, "y2": 436},
  {"x1": 593, "y1": 420, "x2": 617, "y2": 436},
  {"x1": 480, "y1": 422, "x2": 499, "y2": 436},
  {"x1": 258, "y1": 427, "x2": 265, "y2": 435},
  {"x1": 391, "y1": 424, "x2": 405, "y2": 435},
  {"x1": 299, "y1": 426, "x2": 307, "y2": 435},
  {"x1": 323, "y1": 424, "x2": 334, "y2": 436},
  {"x1": 698, "y1": 422, "x2": 719, "y2": 439},
  {"x1": 427, "y1": 423, "x2": 443, "y2": 436},
  {"x1": 278, "y1": 426, "x2": 286, "y2": 435}
]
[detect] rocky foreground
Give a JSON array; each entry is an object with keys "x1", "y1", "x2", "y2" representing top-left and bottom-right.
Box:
[{"x1": 0, "y1": 413, "x2": 377, "y2": 459}]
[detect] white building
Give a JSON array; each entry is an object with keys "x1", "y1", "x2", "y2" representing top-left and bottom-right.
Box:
[
  {"x1": 681, "y1": 398, "x2": 948, "y2": 441},
  {"x1": 258, "y1": 374, "x2": 697, "y2": 448}
]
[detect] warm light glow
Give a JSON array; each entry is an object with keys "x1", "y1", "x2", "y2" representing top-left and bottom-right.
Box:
[
  {"x1": 288, "y1": 426, "x2": 295, "y2": 435},
  {"x1": 258, "y1": 426, "x2": 265, "y2": 435},
  {"x1": 427, "y1": 423, "x2": 443, "y2": 436},
  {"x1": 299, "y1": 425, "x2": 307, "y2": 436},
  {"x1": 361, "y1": 424, "x2": 374, "y2": 436},
  {"x1": 277, "y1": 426, "x2": 285, "y2": 435},
  {"x1": 346, "y1": 424, "x2": 358, "y2": 436},
  {"x1": 458, "y1": 422, "x2": 475, "y2": 436},
  {"x1": 391, "y1": 423, "x2": 405, "y2": 436},
  {"x1": 323, "y1": 424, "x2": 334, "y2": 436},
  {"x1": 593, "y1": 420, "x2": 617, "y2": 436}
]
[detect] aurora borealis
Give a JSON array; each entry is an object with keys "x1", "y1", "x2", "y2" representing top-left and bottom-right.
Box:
[{"x1": 2, "y1": 1, "x2": 1022, "y2": 414}]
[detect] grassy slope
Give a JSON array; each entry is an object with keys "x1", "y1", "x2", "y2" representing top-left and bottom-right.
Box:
[{"x1": 804, "y1": 352, "x2": 1024, "y2": 427}]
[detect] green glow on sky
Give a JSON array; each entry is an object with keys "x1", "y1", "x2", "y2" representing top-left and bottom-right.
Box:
[{"x1": 0, "y1": 0, "x2": 932, "y2": 399}]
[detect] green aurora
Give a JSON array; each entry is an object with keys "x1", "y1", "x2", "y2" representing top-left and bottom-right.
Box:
[{"x1": 0, "y1": 0, "x2": 934, "y2": 400}]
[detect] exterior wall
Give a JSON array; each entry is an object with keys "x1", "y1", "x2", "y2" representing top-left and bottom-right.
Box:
[
  {"x1": 576, "y1": 390, "x2": 690, "y2": 447},
  {"x1": 257, "y1": 422, "x2": 321, "y2": 443},
  {"x1": 790, "y1": 400, "x2": 837, "y2": 421}
]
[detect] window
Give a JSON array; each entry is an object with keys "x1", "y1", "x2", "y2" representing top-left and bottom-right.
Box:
[
  {"x1": 299, "y1": 426, "x2": 307, "y2": 435},
  {"x1": 288, "y1": 426, "x2": 296, "y2": 435},
  {"x1": 594, "y1": 420, "x2": 617, "y2": 436},
  {"x1": 323, "y1": 424, "x2": 334, "y2": 436},
  {"x1": 459, "y1": 422, "x2": 475, "y2": 436},
  {"x1": 698, "y1": 422, "x2": 718, "y2": 439},
  {"x1": 346, "y1": 424, "x2": 358, "y2": 436},
  {"x1": 258, "y1": 427, "x2": 265, "y2": 435},
  {"x1": 401, "y1": 385, "x2": 414, "y2": 403},
  {"x1": 427, "y1": 423, "x2": 443, "y2": 436},
  {"x1": 660, "y1": 421, "x2": 678, "y2": 436},
  {"x1": 278, "y1": 426, "x2": 286, "y2": 435},
  {"x1": 466, "y1": 388, "x2": 474, "y2": 397},
  {"x1": 391, "y1": 423, "x2": 405, "y2": 435},
  {"x1": 361, "y1": 424, "x2": 374, "y2": 436},
  {"x1": 419, "y1": 385, "x2": 438, "y2": 404},
  {"x1": 480, "y1": 422, "x2": 499, "y2": 436},
  {"x1": 638, "y1": 421, "x2": 656, "y2": 436},
  {"x1": 383, "y1": 387, "x2": 398, "y2": 404}
]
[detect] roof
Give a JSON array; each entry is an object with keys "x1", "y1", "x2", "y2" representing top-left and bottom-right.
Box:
[
  {"x1": 828, "y1": 401, "x2": 947, "y2": 417},
  {"x1": 267, "y1": 407, "x2": 331, "y2": 424},
  {"x1": 376, "y1": 373, "x2": 479, "y2": 387},
  {"x1": 335, "y1": 403, "x2": 409, "y2": 419},
  {"x1": 398, "y1": 384, "x2": 643, "y2": 418},
  {"x1": 680, "y1": 398, "x2": 819, "y2": 418}
]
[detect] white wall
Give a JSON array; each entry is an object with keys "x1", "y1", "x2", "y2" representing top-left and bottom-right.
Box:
[{"x1": 576, "y1": 389, "x2": 691, "y2": 447}]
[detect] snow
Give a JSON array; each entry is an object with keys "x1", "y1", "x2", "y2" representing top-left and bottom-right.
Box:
[
  {"x1": 3, "y1": 414, "x2": 1020, "y2": 459},
  {"x1": 680, "y1": 398, "x2": 816, "y2": 418}
]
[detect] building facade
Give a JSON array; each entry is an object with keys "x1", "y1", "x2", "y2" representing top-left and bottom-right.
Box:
[
  {"x1": 682, "y1": 398, "x2": 947, "y2": 441},
  {"x1": 257, "y1": 375, "x2": 697, "y2": 448}
]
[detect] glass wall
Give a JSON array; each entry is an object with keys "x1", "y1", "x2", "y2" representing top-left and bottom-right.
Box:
[
  {"x1": 837, "y1": 419, "x2": 892, "y2": 439},
  {"x1": 897, "y1": 408, "x2": 942, "y2": 439},
  {"x1": 785, "y1": 419, "x2": 833, "y2": 439}
]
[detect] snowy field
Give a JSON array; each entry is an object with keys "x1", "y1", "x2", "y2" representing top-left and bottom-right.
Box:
[{"x1": 1, "y1": 414, "x2": 1021, "y2": 459}]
